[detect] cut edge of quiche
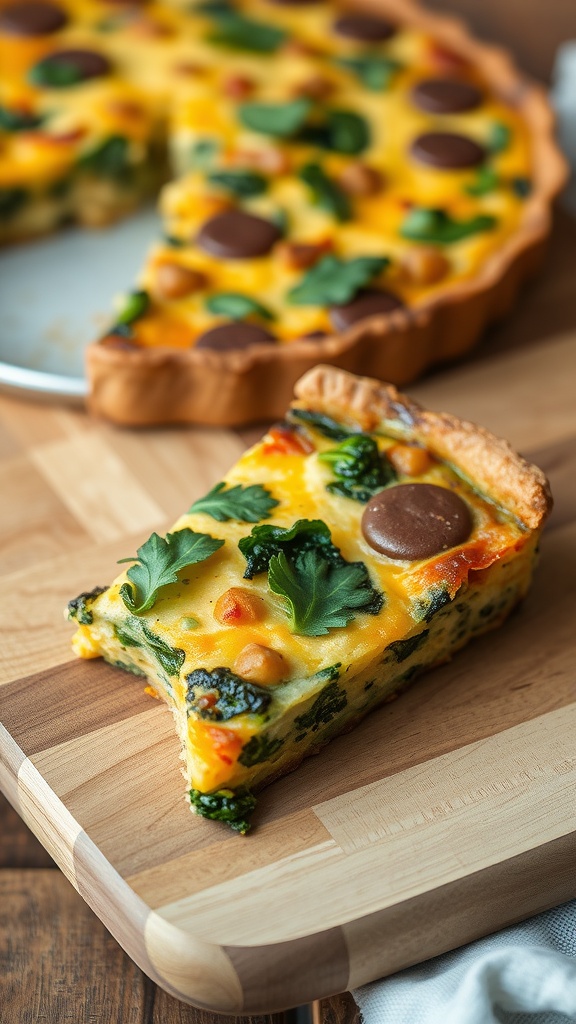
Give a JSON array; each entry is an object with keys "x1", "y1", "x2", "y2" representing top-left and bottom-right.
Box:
[{"x1": 68, "y1": 365, "x2": 552, "y2": 834}]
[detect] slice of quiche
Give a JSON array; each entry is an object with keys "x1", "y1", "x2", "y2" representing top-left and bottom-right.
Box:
[{"x1": 68, "y1": 366, "x2": 551, "y2": 833}]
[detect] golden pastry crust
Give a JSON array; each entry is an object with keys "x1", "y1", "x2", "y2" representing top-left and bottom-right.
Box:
[
  {"x1": 85, "y1": 0, "x2": 566, "y2": 427},
  {"x1": 294, "y1": 363, "x2": 552, "y2": 529}
]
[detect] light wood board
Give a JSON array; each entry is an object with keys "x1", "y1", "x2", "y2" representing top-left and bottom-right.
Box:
[{"x1": 1, "y1": 324, "x2": 576, "y2": 1012}]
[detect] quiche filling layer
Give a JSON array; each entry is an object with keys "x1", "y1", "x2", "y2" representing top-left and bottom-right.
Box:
[
  {"x1": 1, "y1": 0, "x2": 532, "y2": 347},
  {"x1": 69, "y1": 394, "x2": 541, "y2": 833}
]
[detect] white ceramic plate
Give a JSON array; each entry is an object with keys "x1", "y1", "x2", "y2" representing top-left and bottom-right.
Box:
[{"x1": 0, "y1": 206, "x2": 161, "y2": 403}]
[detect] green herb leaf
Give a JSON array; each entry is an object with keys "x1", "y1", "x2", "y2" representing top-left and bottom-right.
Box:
[
  {"x1": 189, "y1": 787, "x2": 256, "y2": 834},
  {"x1": 294, "y1": 680, "x2": 348, "y2": 733},
  {"x1": 115, "y1": 617, "x2": 186, "y2": 677},
  {"x1": 186, "y1": 667, "x2": 272, "y2": 720},
  {"x1": 336, "y1": 54, "x2": 402, "y2": 91},
  {"x1": 238, "y1": 733, "x2": 284, "y2": 767},
  {"x1": 206, "y1": 12, "x2": 287, "y2": 53},
  {"x1": 319, "y1": 434, "x2": 396, "y2": 502},
  {"x1": 189, "y1": 481, "x2": 279, "y2": 522},
  {"x1": 77, "y1": 135, "x2": 131, "y2": 180},
  {"x1": 488, "y1": 121, "x2": 511, "y2": 154},
  {"x1": 400, "y1": 207, "x2": 497, "y2": 244},
  {"x1": 412, "y1": 585, "x2": 451, "y2": 622},
  {"x1": 118, "y1": 528, "x2": 224, "y2": 614},
  {"x1": 239, "y1": 97, "x2": 312, "y2": 137},
  {"x1": 298, "y1": 162, "x2": 351, "y2": 222},
  {"x1": 187, "y1": 137, "x2": 219, "y2": 170},
  {"x1": 0, "y1": 188, "x2": 28, "y2": 220},
  {"x1": 0, "y1": 105, "x2": 44, "y2": 132},
  {"x1": 325, "y1": 109, "x2": 371, "y2": 154},
  {"x1": 207, "y1": 169, "x2": 268, "y2": 197},
  {"x1": 288, "y1": 408, "x2": 358, "y2": 441},
  {"x1": 205, "y1": 292, "x2": 274, "y2": 322},
  {"x1": 288, "y1": 253, "x2": 389, "y2": 305},
  {"x1": 465, "y1": 165, "x2": 499, "y2": 196},
  {"x1": 269, "y1": 547, "x2": 381, "y2": 635}
]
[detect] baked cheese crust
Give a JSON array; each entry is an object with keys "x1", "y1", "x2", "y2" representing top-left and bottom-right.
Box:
[{"x1": 68, "y1": 366, "x2": 552, "y2": 833}]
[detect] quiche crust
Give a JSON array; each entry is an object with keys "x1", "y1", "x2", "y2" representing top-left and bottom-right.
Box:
[{"x1": 69, "y1": 367, "x2": 552, "y2": 832}]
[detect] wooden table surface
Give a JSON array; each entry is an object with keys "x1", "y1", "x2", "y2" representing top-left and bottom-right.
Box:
[{"x1": 1, "y1": 1, "x2": 575, "y2": 1014}]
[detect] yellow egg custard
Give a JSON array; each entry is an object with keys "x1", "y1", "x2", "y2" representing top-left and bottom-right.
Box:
[{"x1": 68, "y1": 366, "x2": 551, "y2": 832}]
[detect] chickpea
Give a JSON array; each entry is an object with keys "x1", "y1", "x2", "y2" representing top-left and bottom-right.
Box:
[
  {"x1": 388, "y1": 443, "x2": 432, "y2": 477},
  {"x1": 338, "y1": 163, "x2": 384, "y2": 197},
  {"x1": 214, "y1": 587, "x2": 263, "y2": 626},
  {"x1": 277, "y1": 240, "x2": 332, "y2": 271},
  {"x1": 401, "y1": 247, "x2": 450, "y2": 286},
  {"x1": 152, "y1": 262, "x2": 206, "y2": 301},
  {"x1": 233, "y1": 643, "x2": 287, "y2": 686},
  {"x1": 295, "y1": 75, "x2": 335, "y2": 101}
]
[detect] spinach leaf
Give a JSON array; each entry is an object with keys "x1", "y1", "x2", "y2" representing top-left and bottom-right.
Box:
[
  {"x1": 386, "y1": 630, "x2": 429, "y2": 662},
  {"x1": 0, "y1": 105, "x2": 44, "y2": 131},
  {"x1": 239, "y1": 518, "x2": 339, "y2": 579},
  {"x1": 67, "y1": 585, "x2": 107, "y2": 625},
  {"x1": 400, "y1": 207, "x2": 497, "y2": 244},
  {"x1": 186, "y1": 666, "x2": 272, "y2": 719},
  {"x1": 207, "y1": 169, "x2": 268, "y2": 197},
  {"x1": 77, "y1": 136, "x2": 131, "y2": 181},
  {"x1": 238, "y1": 733, "x2": 284, "y2": 767},
  {"x1": 238, "y1": 98, "x2": 312, "y2": 137},
  {"x1": 325, "y1": 109, "x2": 370, "y2": 154},
  {"x1": 294, "y1": 680, "x2": 348, "y2": 733},
  {"x1": 115, "y1": 617, "x2": 186, "y2": 677},
  {"x1": 189, "y1": 787, "x2": 256, "y2": 833},
  {"x1": 336, "y1": 54, "x2": 402, "y2": 91},
  {"x1": 288, "y1": 253, "x2": 389, "y2": 306},
  {"x1": 465, "y1": 165, "x2": 499, "y2": 196},
  {"x1": 189, "y1": 481, "x2": 279, "y2": 522},
  {"x1": 288, "y1": 408, "x2": 358, "y2": 441},
  {"x1": 319, "y1": 434, "x2": 396, "y2": 502},
  {"x1": 205, "y1": 293, "x2": 274, "y2": 322},
  {"x1": 206, "y1": 12, "x2": 287, "y2": 53},
  {"x1": 113, "y1": 289, "x2": 149, "y2": 328},
  {"x1": 298, "y1": 162, "x2": 351, "y2": 222},
  {"x1": 488, "y1": 121, "x2": 511, "y2": 154}
]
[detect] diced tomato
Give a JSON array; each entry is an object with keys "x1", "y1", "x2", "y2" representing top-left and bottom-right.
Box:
[
  {"x1": 204, "y1": 726, "x2": 243, "y2": 766},
  {"x1": 263, "y1": 425, "x2": 315, "y2": 456}
]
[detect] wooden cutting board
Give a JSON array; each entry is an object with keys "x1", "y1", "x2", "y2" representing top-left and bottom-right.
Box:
[{"x1": 1, "y1": 319, "x2": 576, "y2": 1013}]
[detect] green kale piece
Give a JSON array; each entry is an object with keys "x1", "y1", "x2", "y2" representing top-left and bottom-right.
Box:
[
  {"x1": 205, "y1": 293, "x2": 274, "y2": 322},
  {"x1": 118, "y1": 527, "x2": 224, "y2": 614},
  {"x1": 186, "y1": 667, "x2": 272, "y2": 720},
  {"x1": 269, "y1": 547, "x2": 382, "y2": 635},
  {"x1": 189, "y1": 481, "x2": 279, "y2": 523},
  {"x1": 189, "y1": 787, "x2": 257, "y2": 833},
  {"x1": 413, "y1": 587, "x2": 451, "y2": 623},
  {"x1": 114, "y1": 617, "x2": 186, "y2": 677},
  {"x1": 67, "y1": 585, "x2": 107, "y2": 625},
  {"x1": 288, "y1": 253, "x2": 389, "y2": 305},
  {"x1": 400, "y1": 207, "x2": 497, "y2": 244},
  {"x1": 239, "y1": 518, "x2": 341, "y2": 579},
  {"x1": 239, "y1": 98, "x2": 312, "y2": 137},
  {"x1": 0, "y1": 188, "x2": 28, "y2": 220},
  {"x1": 77, "y1": 136, "x2": 132, "y2": 181},
  {"x1": 336, "y1": 54, "x2": 402, "y2": 91},
  {"x1": 0, "y1": 105, "x2": 44, "y2": 131},
  {"x1": 287, "y1": 408, "x2": 358, "y2": 441},
  {"x1": 297, "y1": 163, "x2": 351, "y2": 223},
  {"x1": 386, "y1": 629, "x2": 429, "y2": 663},
  {"x1": 319, "y1": 434, "x2": 396, "y2": 502},
  {"x1": 238, "y1": 733, "x2": 284, "y2": 767},
  {"x1": 294, "y1": 681, "x2": 348, "y2": 734},
  {"x1": 207, "y1": 169, "x2": 268, "y2": 197}
]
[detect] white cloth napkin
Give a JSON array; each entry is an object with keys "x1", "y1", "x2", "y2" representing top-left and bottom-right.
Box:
[{"x1": 352, "y1": 898, "x2": 576, "y2": 1023}]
